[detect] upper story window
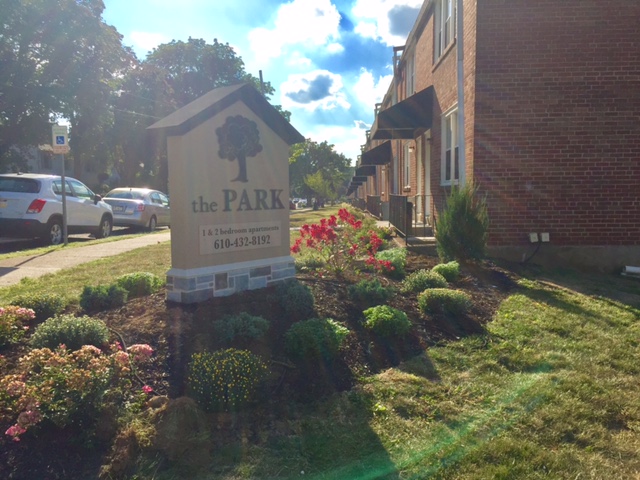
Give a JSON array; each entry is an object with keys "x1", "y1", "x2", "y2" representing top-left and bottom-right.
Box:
[
  {"x1": 405, "y1": 52, "x2": 415, "y2": 97},
  {"x1": 441, "y1": 107, "x2": 459, "y2": 185},
  {"x1": 434, "y1": 0, "x2": 456, "y2": 61}
]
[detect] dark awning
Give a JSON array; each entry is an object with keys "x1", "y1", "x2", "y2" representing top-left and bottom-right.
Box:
[
  {"x1": 371, "y1": 86, "x2": 434, "y2": 140},
  {"x1": 355, "y1": 165, "x2": 376, "y2": 177},
  {"x1": 361, "y1": 141, "x2": 391, "y2": 165},
  {"x1": 352, "y1": 175, "x2": 368, "y2": 183}
]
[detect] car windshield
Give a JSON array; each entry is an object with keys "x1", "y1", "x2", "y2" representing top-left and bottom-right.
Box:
[
  {"x1": 106, "y1": 190, "x2": 145, "y2": 200},
  {"x1": 0, "y1": 177, "x2": 40, "y2": 193}
]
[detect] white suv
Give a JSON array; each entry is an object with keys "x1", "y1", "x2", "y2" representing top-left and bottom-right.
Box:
[{"x1": 0, "y1": 173, "x2": 113, "y2": 245}]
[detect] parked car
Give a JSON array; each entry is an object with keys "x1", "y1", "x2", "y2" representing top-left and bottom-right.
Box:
[
  {"x1": 0, "y1": 173, "x2": 113, "y2": 245},
  {"x1": 103, "y1": 187, "x2": 170, "y2": 231}
]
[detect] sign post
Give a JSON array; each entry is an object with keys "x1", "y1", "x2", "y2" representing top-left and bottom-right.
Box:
[{"x1": 52, "y1": 125, "x2": 70, "y2": 246}]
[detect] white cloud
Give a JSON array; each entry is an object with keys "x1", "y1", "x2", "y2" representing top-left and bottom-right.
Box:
[
  {"x1": 280, "y1": 70, "x2": 350, "y2": 111},
  {"x1": 306, "y1": 122, "x2": 369, "y2": 165},
  {"x1": 129, "y1": 31, "x2": 171, "y2": 54},
  {"x1": 352, "y1": 0, "x2": 423, "y2": 46},
  {"x1": 352, "y1": 68, "x2": 394, "y2": 121},
  {"x1": 248, "y1": 0, "x2": 342, "y2": 66},
  {"x1": 326, "y1": 43, "x2": 345, "y2": 54}
]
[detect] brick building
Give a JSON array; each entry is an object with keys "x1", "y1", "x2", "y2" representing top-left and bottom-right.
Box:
[{"x1": 352, "y1": 0, "x2": 640, "y2": 271}]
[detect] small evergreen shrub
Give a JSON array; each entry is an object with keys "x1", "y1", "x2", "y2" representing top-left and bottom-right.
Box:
[
  {"x1": 187, "y1": 349, "x2": 268, "y2": 412},
  {"x1": 115, "y1": 272, "x2": 163, "y2": 298},
  {"x1": 211, "y1": 312, "x2": 269, "y2": 344},
  {"x1": 30, "y1": 314, "x2": 110, "y2": 350},
  {"x1": 294, "y1": 254, "x2": 326, "y2": 272},
  {"x1": 80, "y1": 284, "x2": 128, "y2": 312},
  {"x1": 435, "y1": 184, "x2": 489, "y2": 262},
  {"x1": 431, "y1": 261, "x2": 460, "y2": 282},
  {"x1": 284, "y1": 318, "x2": 349, "y2": 362},
  {"x1": 347, "y1": 278, "x2": 392, "y2": 307},
  {"x1": 277, "y1": 279, "x2": 315, "y2": 320},
  {"x1": 10, "y1": 293, "x2": 67, "y2": 322},
  {"x1": 418, "y1": 289, "x2": 472, "y2": 316},
  {"x1": 401, "y1": 269, "x2": 448, "y2": 293},
  {"x1": 0, "y1": 306, "x2": 35, "y2": 347},
  {"x1": 362, "y1": 305, "x2": 411, "y2": 338},
  {"x1": 375, "y1": 248, "x2": 407, "y2": 278}
]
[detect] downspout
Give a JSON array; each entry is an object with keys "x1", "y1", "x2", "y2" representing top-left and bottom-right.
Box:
[{"x1": 456, "y1": 0, "x2": 467, "y2": 186}]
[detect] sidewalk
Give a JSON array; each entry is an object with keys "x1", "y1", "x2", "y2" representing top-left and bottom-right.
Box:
[{"x1": 0, "y1": 231, "x2": 171, "y2": 287}]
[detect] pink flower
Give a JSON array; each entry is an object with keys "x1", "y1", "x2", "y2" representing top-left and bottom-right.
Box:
[
  {"x1": 5, "y1": 424, "x2": 26, "y2": 442},
  {"x1": 142, "y1": 385, "x2": 153, "y2": 394},
  {"x1": 127, "y1": 344, "x2": 154, "y2": 361}
]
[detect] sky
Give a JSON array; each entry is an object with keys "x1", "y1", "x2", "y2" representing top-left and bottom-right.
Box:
[{"x1": 102, "y1": 0, "x2": 424, "y2": 165}]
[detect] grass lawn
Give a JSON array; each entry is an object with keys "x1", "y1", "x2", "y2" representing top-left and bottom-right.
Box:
[{"x1": 0, "y1": 205, "x2": 639, "y2": 478}]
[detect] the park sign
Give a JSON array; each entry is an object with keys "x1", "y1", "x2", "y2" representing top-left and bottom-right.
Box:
[{"x1": 148, "y1": 83, "x2": 304, "y2": 303}]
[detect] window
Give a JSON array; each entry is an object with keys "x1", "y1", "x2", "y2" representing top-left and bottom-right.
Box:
[
  {"x1": 68, "y1": 179, "x2": 94, "y2": 200},
  {"x1": 434, "y1": 0, "x2": 456, "y2": 61},
  {"x1": 403, "y1": 142, "x2": 411, "y2": 189},
  {"x1": 441, "y1": 108, "x2": 459, "y2": 185},
  {"x1": 405, "y1": 51, "x2": 415, "y2": 97}
]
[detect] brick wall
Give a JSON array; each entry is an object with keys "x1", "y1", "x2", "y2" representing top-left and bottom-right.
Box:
[{"x1": 474, "y1": 0, "x2": 640, "y2": 247}]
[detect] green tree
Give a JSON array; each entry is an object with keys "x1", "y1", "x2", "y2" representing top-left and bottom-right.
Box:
[
  {"x1": 0, "y1": 0, "x2": 131, "y2": 173},
  {"x1": 289, "y1": 139, "x2": 352, "y2": 203}
]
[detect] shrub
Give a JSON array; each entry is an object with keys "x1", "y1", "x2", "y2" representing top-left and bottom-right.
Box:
[
  {"x1": 431, "y1": 261, "x2": 460, "y2": 282},
  {"x1": 347, "y1": 277, "x2": 393, "y2": 307},
  {"x1": 80, "y1": 284, "x2": 128, "y2": 312},
  {"x1": 211, "y1": 312, "x2": 269, "y2": 344},
  {"x1": 290, "y1": 208, "x2": 389, "y2": 277},
  {"x1": 115, "y1": 272, "x2": 163, "y2": 298},
  {"x1": 362, "y1": 305, "x2": 412, "y2": 338},
  {"x1": 187, "y1": 349, "x2": 269, "y2": 412},
  {"x1": 284, "y1": 318, "x2": 350, "y2": 363},
  {"x1": 10, "y1": 293, "x2": 67, "y2": 322},
  {"x1": 0, "y1": 306, "x2": 35, "y2": 347},
  {"x1": 401, "y1": 269, "x2": 448, "y2": 293},
  {"x1": 30, "y1": 314, "x2": 110, "y2": 350},
  {"x1": 418, "y1": 289, "x2": 472, "y2": 316},
  {"x1": 435, "y1": 184, "x2": 489, "y2": 262},
  {"x1": 374, "y1": 248, "x2": 407, "y2": 278},
  {"x1": 277, "y1": 279, "x2": 315, "y2": 320},
  {"x1": 0, "y1": 343, "x2": 152, "y2": 441},
  {"x1": 294, "y1": 254, "x2": 325, "y2": 273}
]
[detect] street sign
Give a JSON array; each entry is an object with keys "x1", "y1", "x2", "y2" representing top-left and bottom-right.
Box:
[{"x1": 52, "y1": 125, "x2": 70, "y2": 154}]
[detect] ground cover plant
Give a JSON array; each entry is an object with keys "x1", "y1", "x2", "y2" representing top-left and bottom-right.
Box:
[{"x1": 0, "y1": 206, "x2": 638, "y2": 479}]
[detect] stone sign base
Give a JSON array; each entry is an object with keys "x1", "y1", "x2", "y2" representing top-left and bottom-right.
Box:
[{"x1": 166, "y1": 256, "x2": 296, "y2": 304}]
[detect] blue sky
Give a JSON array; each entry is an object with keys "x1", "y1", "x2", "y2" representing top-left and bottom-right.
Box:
[{"x1": 102, "y1": 0, "x2": 423, "y2": 164}]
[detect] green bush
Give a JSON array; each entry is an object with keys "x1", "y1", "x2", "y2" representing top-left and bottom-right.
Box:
[
  {"x1": 418, "y1": 289, "x2": 472, "y2": 316},
  {"x1": 347, "y1": 277, "x2": 393, "y2": 307},
  {"x1": 435, "y1": 184, "x2": 488, "y2": 262},
  {"x1": 375, "y1": 248, "x2": 407, "y2": 278},
  {"x1": 431, "y1": 261, "x2": 460, "y2": 282},
  {"x1": 30, "y1": 314, "x2": 110, "y2": 350},
  {"x1": 363, "y1": 305, "x2": 411, "y2": 338},
  {"x1": 401, "y1": 269, "x2": 448, "y2": 293},
  {"x1": 115, "y1": 272, "x2": 163, "y2": 298},
  {"x1": 277, "y1": 279, "x2": 315, "y2": 320},
  {"x1": 284, "y1": 318, "x2": 349, "y2": 362},
  {"x1": 80, "y1": 284, "x2": 128, "y2": 312},
  {"x1": 187, "y1": 348, "x2": 269, "y2": 412},
  {"x1": 10, "y1": 293, "x2": 67, "y2": 322},
  {"x1": 0, "y1": 306, "x2": 35, "y2": 347},
  {"x1": 294, "y1": 254, "x2": 326, "y2": 273},
  {"x1": 211, "y1": 312, "x2": 269, "y2": 344}
]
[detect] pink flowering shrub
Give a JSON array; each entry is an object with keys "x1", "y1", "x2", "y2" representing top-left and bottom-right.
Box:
[
  {"x1": 0, "y1": 306, "x2": 35, "y2": 347},
  {"x1": 290, "y1": 208, "x2": 391, "y2": 277},
  {"x1": 0, "y1": 342, "x2": 153, "y2": 442}
]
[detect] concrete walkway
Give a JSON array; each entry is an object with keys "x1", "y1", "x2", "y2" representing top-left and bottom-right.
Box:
[{"x1": 0, "y1": 231, "x2": 171, "y2": 287}]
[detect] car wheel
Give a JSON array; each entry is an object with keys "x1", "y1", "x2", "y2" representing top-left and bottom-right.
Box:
[
  {"x1": 147, "y1": 215, "x2": 157, "y2": 232},
  {"x1": 46, "y1": 218, "x2": 63, "y2": 246},
  {"x1": 96, "y1": 215, "x2": 112, "y2": 239}
]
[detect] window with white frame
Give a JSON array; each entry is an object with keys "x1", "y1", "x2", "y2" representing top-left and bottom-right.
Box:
[
  {"x1": 441, "y1": 108, "x2": 459, "y2": 185},
  {"x1": 403, "y1": 142, "x2": 411, "y2": 189},
  {"x1": 434, "y1": 0, "x2": 456, "y2": 61},
  {"x1": 405, "y1": 51, "x2": 415, "y2": 97}
]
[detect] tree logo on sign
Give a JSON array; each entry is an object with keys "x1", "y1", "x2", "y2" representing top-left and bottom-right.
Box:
[{"x1": 216, "y1": 115, "x2": 263, "y2": 183}]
